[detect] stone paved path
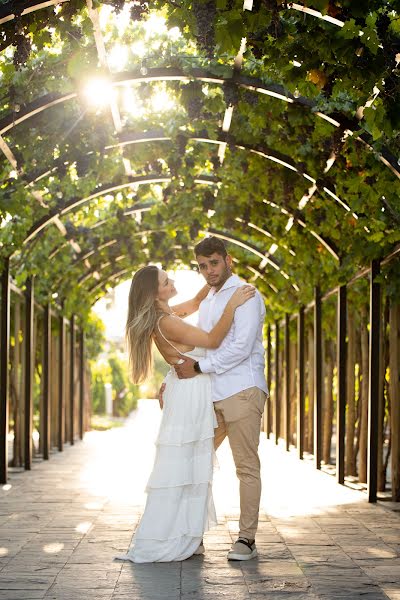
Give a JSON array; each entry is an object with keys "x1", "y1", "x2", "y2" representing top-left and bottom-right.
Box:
[{"x1": 1, "y1": 400, "x2": 400, "y2": 600}]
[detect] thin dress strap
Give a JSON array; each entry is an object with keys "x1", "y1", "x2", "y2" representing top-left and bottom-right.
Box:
[{"x1": 156, "y1": 314, "x2": 182, "y2": 355}]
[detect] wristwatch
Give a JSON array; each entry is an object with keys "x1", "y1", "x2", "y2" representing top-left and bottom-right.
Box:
[{"x1": 193, "y1": 361, "x2": 202, "y2": 374}]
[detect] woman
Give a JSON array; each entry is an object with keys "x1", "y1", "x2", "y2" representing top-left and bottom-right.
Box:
[{"x1": 115, "y1": 265, "x2": 255, "y2": 563}]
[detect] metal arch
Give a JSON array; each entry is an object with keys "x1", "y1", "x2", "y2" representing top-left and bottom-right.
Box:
[
  {"x1": 88, "y1": 256, "x2": 273, "y2": 303},
  {"x1": 20, "y1": 131, "x2": 341, "y2": 259},
  {"x1": 0, "y1": 0, "x2": 69, "y2": 25},
  {"x1": 0, "y1": 1, "x2": 346, "y2": 28},
  {"x1": 262, "y1": 198, "x2": 341, "y2": 260},
  {"x1": 17, "y1": 128, "x2": 350, "y2": 232},
  {"x1": 20, "y1": 175, "x2": 215, "y2": 246},
  {"x1": 72, "y1": 204, "x2": 296, "y2": 268},
  {"x1": 14, "y1": 125, "x2": 380, "y2": 248},
  {"x1": 54, "y1": 222, "x2": 293, "y2": 289},
  {"x1": 0, "y1": 67, "x2": 398, "y2": 179},
  {"x1": 21, "y1": 172, "x2": 338, "y2": 273}
]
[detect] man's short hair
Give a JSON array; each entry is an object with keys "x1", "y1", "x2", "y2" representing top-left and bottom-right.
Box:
[{"x1": 194, "y1": 236, "x2": 228, "y2": 258}]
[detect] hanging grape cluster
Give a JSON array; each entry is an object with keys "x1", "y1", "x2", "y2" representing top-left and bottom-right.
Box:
[
  {"x1": 211, "y1": 155, "x2": 220, "y2": 171},
  {"x1": 223, "y1": 81, "x2": 239, "y2": 107},
  {"x1": 242, "y1": 90, "x2": 259, "y2": 106},
  {"x1": 202, "y1": 190, "x2": 215, "y2": 211},
  {"x1": 13, "y1": 32, "x2": 31, "y2": 69},
  {"x1": 176, "y1": 134, "x2": 188, "y2": 156},
  {"x1": 192, "y1": 0, "x2": 216, "y2": 60},
  {"x1": 130, "y1": 1, "x2": 149, "y2": 20}
]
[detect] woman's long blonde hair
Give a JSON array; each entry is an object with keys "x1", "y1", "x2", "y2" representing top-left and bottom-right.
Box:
[{"x1": 125, "y1": 265, "x2": 160, "y2": 384}]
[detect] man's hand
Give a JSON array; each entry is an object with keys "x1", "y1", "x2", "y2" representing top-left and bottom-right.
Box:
[
  {"x1": 158, "y1": 383, "x2": 166, "y2": 409},
  {"x1": 174, "y1": 357, "x2": 198, "y2": 379}
]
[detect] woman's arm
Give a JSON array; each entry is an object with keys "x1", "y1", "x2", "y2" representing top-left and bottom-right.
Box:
[
  {"x1": 159, "y1": 286, "x2": 255, "y2": 349},
  {"x1": 171, "y1": 284, "x2": 210, "y2": 318}
]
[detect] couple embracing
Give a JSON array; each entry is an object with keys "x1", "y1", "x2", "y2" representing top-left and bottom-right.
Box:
[{"x1": 115, "y1": 236, "x2": 268, "y2": 564}]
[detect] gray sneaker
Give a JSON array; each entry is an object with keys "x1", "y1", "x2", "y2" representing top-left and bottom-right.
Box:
[{"x1": 227, "y1": 537, "x2": 257, "y2": 561}]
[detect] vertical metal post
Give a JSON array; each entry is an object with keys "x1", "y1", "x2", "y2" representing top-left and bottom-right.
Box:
[
  {"x1": 43, "y1": 303, "x2": 51, "y2": 460},
  {"x1": 0, "y1": 258, "x2": 10, "y2": 483},
  {"x1": 337, "y1": 285, "x2": 347, "y2": 484},
  {"x1": 58, "y1": 313, "x2": 65, "y2": 452},
  {"x1": 297, "y1": 306, "x2": 305, "y2": 460},
  {"x1": 314, "y1": 286, "x2": 322, "y2": 470},
  {"x1": 79, "y1": 329, "x2": 85, "y2": 440},
  {"x1": 266, "y1": 324, "x2": 272, "y2": 438},
  {"x1": 24, "y1": 277, "x2": 34, "y2": 470},
  {"x1": 69, "y1": 314, "x2": 75, "y2": 445},
  {"x1": 274, "y1": 320, "x2": 280, "y2": 444},
  {"x1": 368, "y1": 259, "x2": 381, "y2": 502},
  {"x1": 284, "y1": 314, "x2": 290, "y2": 451}
]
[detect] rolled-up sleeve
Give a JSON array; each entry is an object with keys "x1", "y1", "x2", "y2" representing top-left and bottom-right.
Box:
[{"x1": 198, "y1": 294, "x2": 264, "y2": 374}]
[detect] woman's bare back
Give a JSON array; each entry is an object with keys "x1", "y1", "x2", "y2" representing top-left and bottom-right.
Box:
[{"x1": 153, "y1": 314, "x2": 195, "y2": 365}]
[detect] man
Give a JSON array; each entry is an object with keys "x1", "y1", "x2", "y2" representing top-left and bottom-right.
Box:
[{"x1": 161, "y1": 236, "x2": 268, "y2": 561}]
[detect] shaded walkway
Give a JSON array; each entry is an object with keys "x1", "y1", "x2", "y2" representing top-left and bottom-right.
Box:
[{"x1": 0, "y1": 400, "x2": 399, "y2": 600}]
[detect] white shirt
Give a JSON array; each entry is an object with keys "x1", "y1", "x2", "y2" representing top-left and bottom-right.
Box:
[{"x1": 198, "y1": 274, "x2": 268, "y2": 402}]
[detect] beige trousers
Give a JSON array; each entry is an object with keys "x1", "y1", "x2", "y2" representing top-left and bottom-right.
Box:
[{"x1": 213, "y1": 387, "x2": 266, "y2": 541}]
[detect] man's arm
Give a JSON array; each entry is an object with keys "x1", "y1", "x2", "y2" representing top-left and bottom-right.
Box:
[{"x1": 198, "y1": 294, "x2": 264, "y2": 375}]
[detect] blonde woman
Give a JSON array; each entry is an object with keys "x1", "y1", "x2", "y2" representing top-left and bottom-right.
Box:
[{"x1": 115, "y1": 265, "x2": 255, "y2": 563}]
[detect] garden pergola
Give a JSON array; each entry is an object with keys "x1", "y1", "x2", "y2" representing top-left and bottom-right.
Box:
[{"x1": 0, "y1": 0, "x2": 399, "y2": 502}]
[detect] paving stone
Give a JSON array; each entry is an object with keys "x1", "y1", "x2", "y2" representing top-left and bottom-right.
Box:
[
  {"x1": 0, "y1": 591, "x2": 48, "y2": 600},
  {"x1": 1, "y1": 401, "x2": 400, "y2": 600},
  {"x1": 45, "y1": 586, "x2": 115, "y2": 600},
  {"x1": 246, "y1": 576, "x2": 311, "y2": 593}
]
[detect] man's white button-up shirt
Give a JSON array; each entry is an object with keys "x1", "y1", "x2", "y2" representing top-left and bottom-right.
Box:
[{"x1": 198, "y1": 274, "x2": 268, "y2": 402}]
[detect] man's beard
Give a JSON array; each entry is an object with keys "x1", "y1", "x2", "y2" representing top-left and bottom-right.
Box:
[{"x1": 206, "y1": 266, "x2": 231, "y2": 288}]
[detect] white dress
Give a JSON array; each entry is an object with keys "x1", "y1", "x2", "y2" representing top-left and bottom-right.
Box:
[{"x1": 115, "y1": 336, "x2": 217, "y2": 563}]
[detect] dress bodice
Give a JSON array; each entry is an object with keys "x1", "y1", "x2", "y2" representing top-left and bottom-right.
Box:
[{"x1": 180, "y1": 347, "x2": 206, "y2": 362}]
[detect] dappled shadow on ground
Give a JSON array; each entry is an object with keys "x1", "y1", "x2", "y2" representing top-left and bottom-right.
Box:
[{"x1": 0, "y1": 400, "x2": 399, "y2": 600}]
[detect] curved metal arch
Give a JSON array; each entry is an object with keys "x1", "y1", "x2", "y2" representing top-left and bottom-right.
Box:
[
  {"x1": 261, "y1": 198, "x2": 338, "y2": 259},
  {"x1": 71, "y1": 219, "x2": 296, "y2": 287},
  {"x1": 79, "y1": 253, "x2": 127, "y2": 285},
  {"x1": 72, "y1": 200, "x2": 297, "y2": 266},
  {"x1": 0, "y1": 0, "x2": 68, "y2": 25},
  {"x1": 0, "y1": 67, "x2": 398, "y2": 180},
  {"x1": 105, "y1": 129, "x2": 362, "y2": 232},
  {"x1": 88, "y1": 251, "x2": 275, "y2": 303},
  {"x1": 21, "y1": 172, "x2": 338, "y2": 286},
  {"x1": 0, "y1": 0, "x2": 348, "y2": 28},
  {"x1": 20, "y1": 129, "x2": 342, "y2": 260},
  {"x1": 55, "y1": 222, "x2": 293, "y2": 289},
  {"x1": 17, "y1": 128, "x2": 351, "y2": 251},
  {"x1": 21, "y1": 174, "x2": 215, "y2": 246}
]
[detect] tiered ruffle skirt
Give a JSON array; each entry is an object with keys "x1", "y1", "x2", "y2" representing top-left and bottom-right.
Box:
[{"x1": 115, "y1": 370, "x2": 217, "y2": 563}]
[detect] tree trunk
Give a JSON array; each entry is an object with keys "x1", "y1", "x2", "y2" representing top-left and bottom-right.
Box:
[
  {"x1": 346, "y1": 308, "x2": 356, "y2": 476},
  {"x1": 358, "y1": 304, "x2": 369, "y2": 483},
  {"x1": 307, "y1": 324, "x2": 314, "y2": 454},
  {"x1": 323, "y1": 340, "x2": 334, "y2": 465},
  {"x1": 389, "y1": 302, "x2": 400, "y2": 500}
]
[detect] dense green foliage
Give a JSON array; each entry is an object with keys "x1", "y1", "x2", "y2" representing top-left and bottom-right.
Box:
[
  {"x1": 91, "y1": 346, "x2": 140, "y2": 416},
  {"x1": 0, "y1": 0, "x2": 399, "y2": 323}
]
